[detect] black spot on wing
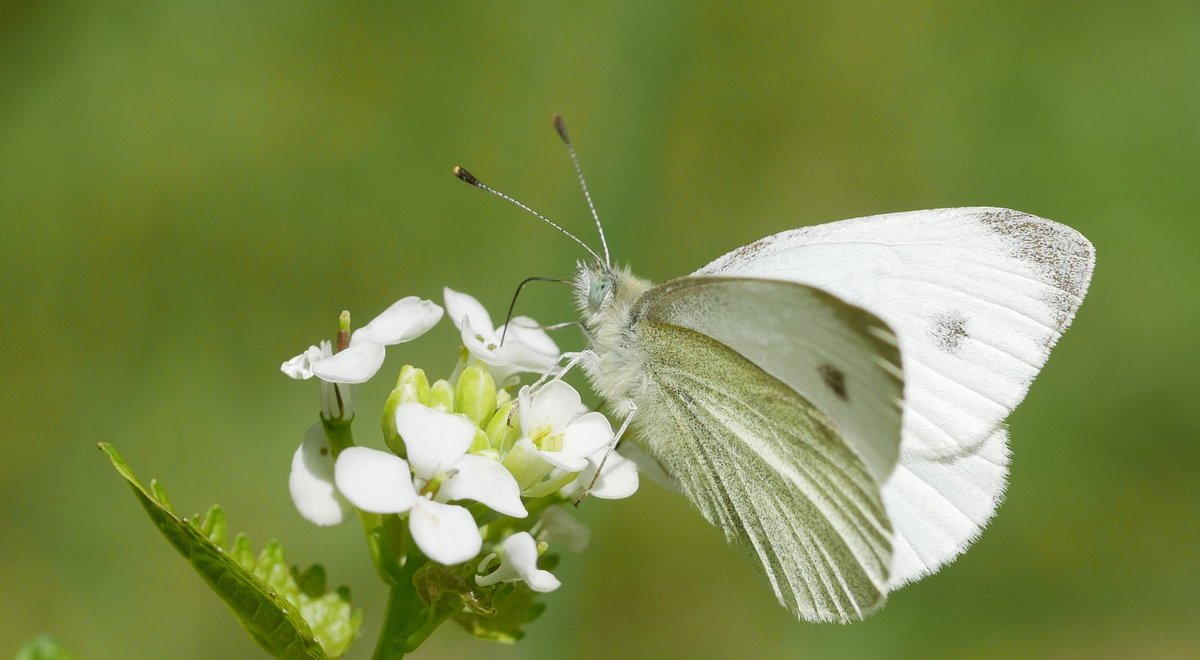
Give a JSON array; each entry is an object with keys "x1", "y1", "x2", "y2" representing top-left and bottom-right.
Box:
[
  {"x1": 817, "y1": 363, "x2": 848, "y2": 401},
  {"x1": 928, "y1": 310, "x2": 969, "y2": 352}
]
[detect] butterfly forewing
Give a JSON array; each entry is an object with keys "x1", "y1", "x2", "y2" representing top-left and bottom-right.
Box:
[
  {"x1": 638, "y1": 276, "x2": 905, "y2": 484},
  {"x1": 695, "y1": 207, "x2": 1093, "y2": 459}
]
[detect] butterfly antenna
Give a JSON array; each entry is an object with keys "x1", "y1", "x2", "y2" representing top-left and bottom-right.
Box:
[
  {"x1": 499, "y1": 275, "x2": 571, "y2": 346},
  {"x1": 553, "y1": 114, "x2": 611, "y2": 268},
  {"x1": 452, "y1": 165, "x2": 604, "y2": 264}
]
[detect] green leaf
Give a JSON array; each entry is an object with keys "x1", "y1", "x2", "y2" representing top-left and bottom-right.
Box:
[
  {"x1": 99, "y1": 443, "x2": 362, "y2": 659},
  {"x1": 451, "y1": 581, "x2": 547, "y2": 644},
  {"x1": 15, "y1": 635, "x2": 77, "y2": 660}
]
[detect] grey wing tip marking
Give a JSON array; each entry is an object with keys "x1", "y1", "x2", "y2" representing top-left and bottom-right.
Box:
[{"x1": 973, "y1": 207, "x2": 1096, "y2": 330}]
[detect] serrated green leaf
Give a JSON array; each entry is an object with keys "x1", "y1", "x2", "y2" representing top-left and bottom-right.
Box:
[
  {"x1": 201, "y1": 504, "x2": 228, "y2": 547},
  {"x1": 296, "y1": 564, "x2": 327, "y2": 597},
  {"x1": 15, "y1": 635, "x2": 77, "y2": 660},
  {"x1": 99, "y1": 443, "x2": 361, "y2": 658}
]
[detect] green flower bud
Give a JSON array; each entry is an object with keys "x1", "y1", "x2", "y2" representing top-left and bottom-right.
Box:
[
  {"x1": 456, "y1": 364, "x2": 497, "y2": 428},
  {"x1": 495, "y1": 387, "x2": 512, "y2": 409},
  {"x1": 429, "y1": 379, "x2": 455, "y2": 413},
  {"x1": 382, "y1": 365, "x2": 431, "y2": 456},
  {"x1": 521, "y1": 469, "x2": 579, "y2": 498},
  {"x1": 486, "y1": 400, "x2": 520, "y2": 453},
  {"x1": 382, "y1": 389, "x2": 405, "y2": 456},
  {"x1": 395, "y1": 365, "x2": 431, "y2": 405},
  {"x1": 469, "y1": 428, "x2": 490, "y2": 453},
  {"x1": 502, "y1": 439, "x2": 555, "y2": 491}
]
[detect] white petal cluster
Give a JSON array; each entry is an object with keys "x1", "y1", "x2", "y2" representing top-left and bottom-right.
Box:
[
  {"x1": 282, "y1": 296, "x2": 444, "y2": 385},
  {"x1": 444, "y1": 288, "x2": 560, "y2": 386},
  {"x1": 335, "y1": 404, "x2": 527, "y2": 564},
  {"x1": 507, "y1": 381, "x2": 640, "y2": 500}
]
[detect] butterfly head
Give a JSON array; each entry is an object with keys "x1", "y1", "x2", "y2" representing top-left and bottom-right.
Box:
[{"x1": 573, "y1": 261, "x2": 652, "y2": 333}]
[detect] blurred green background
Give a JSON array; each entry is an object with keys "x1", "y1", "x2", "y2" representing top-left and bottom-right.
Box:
[{"x1": 3, "y1": 2, "x2": 1198, "y2": 658}]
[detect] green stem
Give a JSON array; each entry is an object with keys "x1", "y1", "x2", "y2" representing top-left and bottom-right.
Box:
[
  {"x1": 321, "y1": 416, "x2": 407, "y2": 586},
  {"x1": 370, "y1": 554, "x2": 457, "y2": 660}
]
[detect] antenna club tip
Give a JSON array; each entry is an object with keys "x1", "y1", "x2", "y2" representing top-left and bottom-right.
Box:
[
  {"x1": 452, "y1": 165, "x2": 481, "y2": 187},
  {"x1": 553, "y1": 114, "x2": 570, "y2": 143}
]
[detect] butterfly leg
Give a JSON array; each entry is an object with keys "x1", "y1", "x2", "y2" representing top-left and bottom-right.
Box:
[
  {"x1": 573, "y1": 401, "x2": 637, "y2": 506},
  {"x1": 531, "y1": 349, "x2": 597, "y2": 389}
]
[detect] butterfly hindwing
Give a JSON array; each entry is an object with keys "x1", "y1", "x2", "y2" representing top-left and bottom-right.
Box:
[{"x1": 630, "y1": 277, "x2": 906, "y2": 622}]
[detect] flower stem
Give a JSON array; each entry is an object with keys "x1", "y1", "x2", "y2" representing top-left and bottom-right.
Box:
[
  {"x1": 321, "y1": 416, "x2": 407, "y2": 586},
  {"x1": 370, "y1": 554, "x2": 454, "y2": 659}
]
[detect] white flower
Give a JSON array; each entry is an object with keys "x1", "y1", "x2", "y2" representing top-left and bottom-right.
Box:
[
  {"x1": 288, "y1": 423, "x2": 352, "y2": 526},
  {"x1": 517, "y1": 381, "x2": 613, "y2": 472},
  {"x1": 280, "y1": 341, "x2": 333, "y2": 380},
  {"x1": 281, "y1": 296, "x2": 443, "y2": 385},
  {"x1": 475, "y1": 532, "x2": 561, "y2": 593},
  {"x1": 333, "y1": 403, "x2": 527, "y2": 564},
  {"x1": 443, "y1": 287, "x2": 560, "y2": 386},
  {"x1": 560, "y1": 445, "x2": 639, "y2": 500}
]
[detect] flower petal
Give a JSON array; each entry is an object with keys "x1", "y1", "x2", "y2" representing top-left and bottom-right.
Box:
[
  {"x1": 460, "y1": 318, "x2": 500, "y2": 363},
  {"x1": 395, "y1": 403, "x2": 475, "y2": 479},
  {"x1": 501, "y1": 316, "x2": 560, "y2": 358},
  {"x1": 444, "y1": 287, "x2": 494, "y2": 335},
  {"x1": 502, "y1": 532, "x2": 561, "y2": 593},
  {"x1": 289, "y1": 424, "x2": 351, "y2": 526},
  {"x1": 410, "y1": 498, "x2": 482, "y2": 564},
  {"x1": 536, "y1": 450, "x2": 589, "y2": 472},
  {"x1": 526, "y1": 380, "x2": 582, "y2": 433},
  {"x1": 591, "y1": 449, "x2": 639, "y2": 499},
  {"x1": 333, "y1": 447, "x2": 418, "y2": 514},
  {"x1": 561, "y1": 412, "x2": 614, "y2": 458},
  {"x1": 563, "y1": 449, "x2": 640, "y2": 500},
  {"x1": 311, "y1": 341, "x2": 386, "y2": 384},
  {"x1": 280, "y1": 345, "x2": 325, "y2": 380},
  {"x1": 491, "y1": 339, "x2": 560, "y2": 374},
  {"x1": 439, "y1": 454, "x2": 527, "y2": 518},
  {"x1": 352, "y1": 296, "x2": 444, "y2": 345}
]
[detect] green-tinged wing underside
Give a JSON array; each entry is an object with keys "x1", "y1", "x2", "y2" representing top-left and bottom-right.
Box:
[
  {"x1": 638, "y1": 276, "x2": 905, "y2": 484},
  {"x1": 636, "y1": 318, "x2": 897, "y2": 622}
]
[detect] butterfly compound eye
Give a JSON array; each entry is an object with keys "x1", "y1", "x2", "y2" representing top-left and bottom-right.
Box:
[{"x1": 588, "y1": 277, "x2": 613, "y2": 311}]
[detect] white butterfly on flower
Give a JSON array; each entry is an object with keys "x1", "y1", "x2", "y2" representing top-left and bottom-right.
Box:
[{"x1": 451, "y1": 116, "x2": 1096, "y2": 623}]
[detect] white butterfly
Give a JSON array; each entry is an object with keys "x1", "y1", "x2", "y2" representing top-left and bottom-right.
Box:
[{"x1": 454, "y1": 118, "x2": 1095, "y2": 623}]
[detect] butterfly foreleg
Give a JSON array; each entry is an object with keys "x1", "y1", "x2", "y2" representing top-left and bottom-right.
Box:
[
  {"x1": 530, "y1": 349, "x2": 598, "y2": 389},
  {"x1": 572, "y1": 400, "x2": 637, "y2": 506}
]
